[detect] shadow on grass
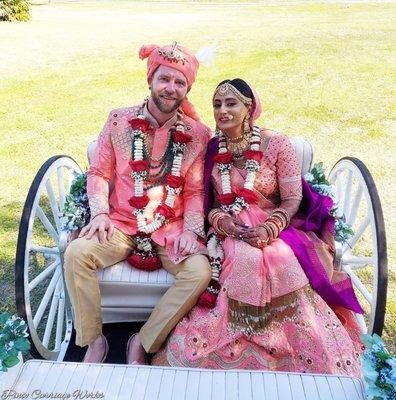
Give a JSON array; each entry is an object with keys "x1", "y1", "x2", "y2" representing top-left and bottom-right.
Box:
[{"x1": 0, "y1": 201, "x2": 24, "y2": 314}]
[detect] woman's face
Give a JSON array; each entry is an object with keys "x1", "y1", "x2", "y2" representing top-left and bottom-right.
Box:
[{"x1": 213, "y1": 90, "x2": 250, "y2": 134}]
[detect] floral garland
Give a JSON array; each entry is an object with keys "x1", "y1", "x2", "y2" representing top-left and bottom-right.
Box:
[
  {"x1": 126, "y1": 116, "x2": 192, "y2": 271},
  {"x1": 198, "y1": 127, "x2": 263, "y2": 307},
  {"x1": 361, "y1": 333, "x2": 396, "y2": 400}
]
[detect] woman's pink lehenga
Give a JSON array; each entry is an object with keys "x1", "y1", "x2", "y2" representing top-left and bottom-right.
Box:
[{"x1": 153, "y1": 133, "x2": 363, "y2": 377}]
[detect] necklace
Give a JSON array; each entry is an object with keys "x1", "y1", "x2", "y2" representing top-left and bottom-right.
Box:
[
  {"x1": 225, "y1": 131, "x2": 252, "y2": 157},
  {"x1": 214, "y1": 126, "x2": 263, "y2": 214}
]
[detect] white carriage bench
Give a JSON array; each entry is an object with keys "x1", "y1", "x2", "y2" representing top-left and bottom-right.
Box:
[{"x1": 4, "y1": 360, "x2": 366, "y2": 400}]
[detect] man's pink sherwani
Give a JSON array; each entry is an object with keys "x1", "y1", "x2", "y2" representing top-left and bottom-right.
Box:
[{"x1": 87, "y1": 104, "x2": 210, "y2": 262}]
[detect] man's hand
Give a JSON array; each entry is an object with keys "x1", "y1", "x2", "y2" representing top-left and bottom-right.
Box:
[
  {"x1": 173, "y1": 231, "x2": 199, "y2": 256},
  {"x1": 79, "y1": 214, "x2": 115, "y2": 244}
]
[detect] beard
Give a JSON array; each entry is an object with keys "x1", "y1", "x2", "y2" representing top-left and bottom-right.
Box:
[{"x1": 151, "y1": 91, "x2": 183, "y2": 114}]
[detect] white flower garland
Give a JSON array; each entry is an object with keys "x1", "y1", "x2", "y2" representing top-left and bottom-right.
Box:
[{"x1": 131, "y1": 119, "x2": 187, "y2": 235}]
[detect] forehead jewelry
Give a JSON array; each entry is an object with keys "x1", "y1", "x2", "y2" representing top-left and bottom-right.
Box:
[
  {"x1": 158, "y1": 41, "x2": 186, "y2": 65},
  {"x1": 214, "y1": 83, "x2": 253, "y2": 106}
]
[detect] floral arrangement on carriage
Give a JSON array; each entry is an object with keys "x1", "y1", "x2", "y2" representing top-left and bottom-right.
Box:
[
  {"x1": 0, "y1": 312, "x2": 30, "y2": 373},
  {"x1": 360, "y1": 333, "x2": 396, "y2": 400}
]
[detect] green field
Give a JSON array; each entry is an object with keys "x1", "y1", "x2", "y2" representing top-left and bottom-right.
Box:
[{"x1": 0, "y1": 1, "x2": 395, "y2": 352}]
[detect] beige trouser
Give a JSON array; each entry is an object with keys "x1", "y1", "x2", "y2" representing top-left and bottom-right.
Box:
[{"x1": 63, "y1": 229, "x2": 211, "y2": 352}]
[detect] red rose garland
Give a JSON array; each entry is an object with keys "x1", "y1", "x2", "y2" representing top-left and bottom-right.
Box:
[{"x1": 126, "y1": 115, "x2": 190, "y2": 271}]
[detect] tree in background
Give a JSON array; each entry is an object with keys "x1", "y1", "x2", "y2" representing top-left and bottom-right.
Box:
[{"x1": 0, "y1": 0, "x2": 31, "y2": 21}]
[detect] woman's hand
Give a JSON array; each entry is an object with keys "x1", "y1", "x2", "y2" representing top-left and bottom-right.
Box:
[
  {"x1": 217, "y1": 215, "x2": 248, "y2": 238},
  {"x1": 241, "y1": 226, "x2": 270, "y2": 248}
]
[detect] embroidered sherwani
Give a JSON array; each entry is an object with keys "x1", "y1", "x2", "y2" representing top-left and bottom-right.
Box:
[
  {"x1": 64, "y1": 104, "x2": 212, "y2": 351},
  {"x1": 88, "y1": 104, "x2": 209, "y2": 260}
]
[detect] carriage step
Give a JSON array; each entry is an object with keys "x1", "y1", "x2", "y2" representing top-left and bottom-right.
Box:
[{"x1": 5, "y1": 360, "x2": 365, "y2": 400}]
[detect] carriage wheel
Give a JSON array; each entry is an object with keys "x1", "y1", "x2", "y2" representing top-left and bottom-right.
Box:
[
  {"x1": 15, "y1": 156, "x2": 82, "y2": 360},
  {"x1": 329, "y1": 157, "x2": 387, "y2": 335}
]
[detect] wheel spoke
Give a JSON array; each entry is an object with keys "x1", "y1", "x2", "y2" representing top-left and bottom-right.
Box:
[
  {"x1": 342, "y1": 255, "x2": 374, "y2": 269},
  {"x1": 347, "y1": 185, "x2": 363, "y2": 227},
  {"x1": 355, "y1": 313, "x2": 368, "y2": 334},
  {"x1": 342, "y1": 264, "x2": 372, "y2": 304},
  {"x1": 336, "y1": 171, "x2": 344, "y2": 217},
  {"x1": 45, "y1": 180, "x2": 61, "y2": 232},
  {"x1": 55, "y1": 282, "x2": 65, "y2": 351},
  {"x1": 42, "y1": 279, "x2": 62, "y2": 347},
  {"x1": 30, "y1": 245, "x2": 59, "y2": 256},
  {"x1": 57, "y1": 167, "x2": 66, "y2": 211},
  {"x1": 36, "y1": 206, "x2": 59, "y2": 243},
  {"x1": 343, "y1": 215, "x2": 370, "y2": 252},
  {"x1": 28, "y1": 260, "x2": 59, "y2": 291},
  {"x1": 343, "y1": 169, "x2": 353, "y2": 220},
  {"x1": 33, "y1": 268, "x2": 61, "y2": 327}
]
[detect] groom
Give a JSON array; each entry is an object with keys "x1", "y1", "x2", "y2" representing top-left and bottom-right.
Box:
[{"x1": 64, "y1": 42, "x2": 211, "y2": 364}]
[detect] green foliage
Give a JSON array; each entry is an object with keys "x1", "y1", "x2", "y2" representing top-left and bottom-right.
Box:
[
  {"x1": 0, "y1": 312, "x2": 30, "y2": 372},
  {"x1": 0, "y1": 0, "x2": 30, "y2": 21},
  {"x1": 61, "y1": 172, "x2": 90, "y2": 232}
]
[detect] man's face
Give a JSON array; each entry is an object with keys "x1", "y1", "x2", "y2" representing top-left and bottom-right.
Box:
[{"x1": 150, "y1": 65, "x2": 189, "y2": 114}]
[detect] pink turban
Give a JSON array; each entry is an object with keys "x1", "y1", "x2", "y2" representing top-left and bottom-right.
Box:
[
  {"x1": 139, "y1": 42, "x2": 201, "y2": 121},
  {"x1": 139, "y1": 42, "x2": 199, "y2": 87}
]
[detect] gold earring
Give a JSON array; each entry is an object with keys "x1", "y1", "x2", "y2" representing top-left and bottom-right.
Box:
[{"x1": 244, "y1": 115, "x2": 250, "y2": 133}]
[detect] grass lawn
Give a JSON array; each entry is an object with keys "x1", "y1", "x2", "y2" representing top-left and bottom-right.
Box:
[{"x1": 0, "y1": 1, "x2": 395, "y2": 351}]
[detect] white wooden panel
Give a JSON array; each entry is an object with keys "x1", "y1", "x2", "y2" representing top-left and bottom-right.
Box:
[
  {"x1": 157, "y1": 368, "x2": 176, "y2": 400},
  {"x1": 185, "y1": 369, "x2": 201, "y2": 400},
  {"x1": 117, "y1": 365, "x2": 138, "y2": 400},
  {"x1": 198, "y1": 371, "x2": 213, "y2": 400},
  {"x1": 275, "y1": 373, "x2": 293, "y2": 400},
  {"x1": 25, "y1": 360, "x2": 53, "y2": 392},
  {"x1": 328, "y1": 376, "x2": 348, "y2": 400},
  {"x1": 313, "y1": 375, "x2": 334, "y2": 400},
  {"x1": 144, "y1": 367, "x2": 163, "y2": 400},
  {"x1": 340, "y1": 376, "x2": 362, "y2": 400},
  {"x1": 93, "y1": 365, "x2": 116, "y2": 397},
  {"x1": 106, "y1": 366, "x2": 128, "y2": 399},
  {"x1": 301, "y1": 375, "x2": 320, "y2": 400},
  {"x1": 131, "y1": 367, "x2": 151, "y2": 400},
  {"x1": 238, "y1": 372, "x2": 252, "y2": 400},
  {"x1": 225, "y1": 371, "x2": 239, "y2": 400},
  {"x1": 9, "y1": 361, "x2": 365, "y2": 400},
  {"x1": 12, "y1": 361, "x2": 43, "y2": 392},
  {"x1": 251, "y1": 372, "x2": 266, "y2": 400},
  {"x1": 172, "y1": 369, "x2": 189, "y2": 400},
  {"x1": 77, "y1": 363, "x2": 102, "y2": 392},
  {"x1": 212, "y1": 371, "x2": 226, "y2": 400},
  {"x1": 263, "y1": 373, "x2": 278, "y2": 399},
  {"x1": 287, "y1": 374, "x2": 306, "y2": 400},
  {"x1": 38, "y1": 362, "x2": 67, "y2": 392}
]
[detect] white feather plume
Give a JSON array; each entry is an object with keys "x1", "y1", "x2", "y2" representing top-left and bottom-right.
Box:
[{"x1": 196, "y1": 45, "x2": 217, "y2": 66}]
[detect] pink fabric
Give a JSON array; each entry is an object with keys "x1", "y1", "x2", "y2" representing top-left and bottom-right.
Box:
[
  {"x1": 249, "y1": 86, "x2": 262, "y2": 127},
  {"x1": 153, "y1": 130, "x2": 362, "y2": 375},
  {"x1": 139, "y1": 43, "x2": 199, "y2": 87},
  {"x1": 87, "y1": 104, "x2": 210, "y2": 263}
]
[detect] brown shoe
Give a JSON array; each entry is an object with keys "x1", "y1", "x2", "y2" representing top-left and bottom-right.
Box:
[
  {"x1": 126, "y1": 333, "x2": 147, "y2": 365},
  {"x1": 83, "y1": 333, "x2": 109, "y2": 363}
]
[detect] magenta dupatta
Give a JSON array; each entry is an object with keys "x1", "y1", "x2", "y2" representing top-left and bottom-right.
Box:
[{"x1": 204, "y1": 138, "x2": 364, "y2": 314}]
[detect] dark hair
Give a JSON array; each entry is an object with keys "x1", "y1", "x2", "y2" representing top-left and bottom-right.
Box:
[{"x1": 216, "y1": 78, "x2": 253, "y2": 100}]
